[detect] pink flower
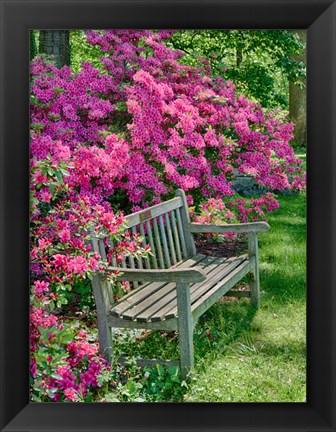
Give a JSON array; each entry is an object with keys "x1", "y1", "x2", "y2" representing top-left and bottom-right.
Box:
[
  {"x1": 58, "y1": 229, "x2": 71, "y2": 243},
  {"x1": 40, "y1": 190, "x2": 52, "y2": 203},
  {"x1": 33, "y1": 280, "x2": 50, "y2": 295},
  {"x1": 64, "y1": 388, "x2": 80, "y2": 402},
  {"x1": 52, "y1": 254, "x2": 67, "y2": 267},
  {"x1": 66, "y1": 256, "x2": 88, "y2": 274}
]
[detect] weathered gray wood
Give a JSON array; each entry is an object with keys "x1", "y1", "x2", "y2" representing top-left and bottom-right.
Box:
[
  {"x1": 121, "y1": 259, "x2": 210, "y2": 322},
  {"x1": 146, "y1": 220, "x2": 158, "y2": 269},
  {"x1": 98, "y1": 239, "x2": 107, "y2": 261},
  {"x1": 131, "y1": 226, "x2": 143, "y2": 270},
  {"x1": 110, "y1": 254, "x2": 206, "y2": 318},
  {"x1": 175, "y1": 208, "x2": 188, "y2": 258},
  {"x1": 98, "y1": 239, "x2": 115, "y2": 306},
  {"x1": 108, "y1": 315, "x2": 178, "y2": 331},
  {"x1": 170, "y1": 210, "x2": 182, "y2": 262},
  {"x1": 189, "y1": 221, "x2": 270, "y2": 234},
  {"x1": 163, "y1": 256, "x2": 247, "y2": 320},
  {"x1": 189, "y1": 256, "x2": 248, "y2": 307},
  {"x1": 192, "y1": 260, "x2": 251, "y2": 321},
  {"x1": 248, "y1": 233, "x2": 260, "y2": 307},
  {"x1": 151, "y1": 256, "x2": 226, "y2": 322},
  {"x1": 139, "y1": 223, "x2": 151, "y2": 269},
  {"x1": 109, "y1": 240, "x2": 118, "y2": 267},
  {"x1": 125, "y1": 197, "x2": 183, "y2": 228},
  {"x1": 153, "y1": 217, "x2": 165, "y2": 268},
  {"x1": 123, "y1": 257, "x2": 216, "y2": 321},
  {"x1": 90, "y1": 189, "x2": 268, "y2": 376},
  {"x1": 175, "y1": 189, "x2": 196, "y2": 257},
  {"x1": 108, "y1": 266, "x2": 206, "y2": 283},
  {"x1": 159, "y1": 214, "x2": 171, "y2": 268},
  {"x1": 136, "y1": 257, "x2": 217, "y2": 323},
  {"x1": 176, "y1": 281, "x2": 194, "y2": 379},
  {"x1": 165, "y1": 212, "x2": 177, "y2": 265},
  {"x1": 90, "y1": 232, "x2": 113, "y2": 361},
  {"x1": 123, "y1": 281, "x2": 177, "y2": 321},
  {"x1": 111, "y1": 280, "x2": 169, "y2": 318}
]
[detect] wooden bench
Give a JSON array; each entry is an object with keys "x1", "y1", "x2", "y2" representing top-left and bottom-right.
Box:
[{"x1": 90, "y1": 189, "x2": 269, "y2": 378}]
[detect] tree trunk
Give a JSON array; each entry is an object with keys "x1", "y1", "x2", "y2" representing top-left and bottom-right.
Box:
[
  {"x1": 39, "y1": 30, "x2": 70, "y2": 68},
  {"x1": 236, "y1": 48, "x2": 243, "y2": 67},
  {"x1": 289, "y1": 30, "x2": 306, "y2": 147},
  {"x1": 30, "y1": 31, "x2": 37, "y2": 61}
]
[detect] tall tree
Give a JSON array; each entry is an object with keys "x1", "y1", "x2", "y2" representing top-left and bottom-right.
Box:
[
  {"x1": 289, "y1": 31, "x2": 306, "y2": 146},
  {"x1": 171, "y1": 30, "x2": 305, "y2": 111},
  {"x1": 39, "y1": 30, "x2": 70, "y2": 68}
]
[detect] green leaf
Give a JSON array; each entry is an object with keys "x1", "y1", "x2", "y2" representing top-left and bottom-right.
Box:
[{"x1": 50, "y1": 373, "x2": 63, "y2": 380}]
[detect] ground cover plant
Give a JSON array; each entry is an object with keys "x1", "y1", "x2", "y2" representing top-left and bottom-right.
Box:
[{"x1": 30, "y1": 30, "x2": 306, "y2": 402}]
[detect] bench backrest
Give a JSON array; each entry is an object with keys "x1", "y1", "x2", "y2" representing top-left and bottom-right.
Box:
[{"x1": 97, "y1": 189, "x2": 196, "y2": 271}]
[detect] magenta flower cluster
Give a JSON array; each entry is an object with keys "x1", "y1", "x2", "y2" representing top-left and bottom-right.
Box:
[
  {"x1": 192, "y1": 193, "x2": 280, "y2": 239},
  {"x1": 30, "y1": 279, "x2": 110, "y2": 402},
  {"x1": 31, "y1": 30, "x2": 305, "y2": 209},
  {"x1": 30, "y1": 156, "x2": 149, "y2": 402}
]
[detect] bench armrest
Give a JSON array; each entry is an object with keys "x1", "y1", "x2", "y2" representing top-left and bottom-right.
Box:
[
  {"x1": 189, "y1": 221, "x2": 270, "y2": 234},
  {"x1": 106, "y1": 266, "x2": 206, "y2": 283}
]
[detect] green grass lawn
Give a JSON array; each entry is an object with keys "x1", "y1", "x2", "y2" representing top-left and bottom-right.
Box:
[
  {"x1": 184, "y1": 191, "x2": 306, "y2": 402},
  {"x1": 112, "y1": 185, "x2": 306, "y2": 402}
]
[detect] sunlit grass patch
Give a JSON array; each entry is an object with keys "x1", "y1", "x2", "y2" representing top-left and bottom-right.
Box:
[{"x1": 184, "y1": 193, "x2": 306, "y2": 402}]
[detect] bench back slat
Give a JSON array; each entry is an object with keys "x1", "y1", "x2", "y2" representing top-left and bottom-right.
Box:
[
  {"x1": 153, "y1": 217, "x2": 165, "y2": 268},
  {"x1": 165, "y1": 212, "x2": 177, "y2": 265},
  {"x1": 175, "y1": 208, "x2": 188, "y2": 258},
  {"x1": 159, "y1": 214, "x2": 172, "y2": 268},
  {"x1": 139, "y1": 223, "x2": 151, "y2": 269},
  {"x1": 125, "y1": 197, "x2": 183, "y2": 228},
  {"x1": 97, "y1": 191, "x2": 195, "y2": 292},
  {"x1": 145, "y1": 220, "x2": 158, "y2": 269},
  {"x1": 170, "y1": 209, "x2": 183, "y2": 262}
]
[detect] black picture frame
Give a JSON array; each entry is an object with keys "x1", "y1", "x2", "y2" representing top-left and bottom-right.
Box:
[{"x1": 1, "y1": 0, "x2": 335, "y2": 431}]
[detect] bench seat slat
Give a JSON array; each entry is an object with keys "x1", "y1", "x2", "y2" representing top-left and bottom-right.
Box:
[
  {"x1": 150, "y1": 256, "x2": 230, "y2": 322},
  {"x1": 191, "y1": 259, "x2": 251, "y2": 321},
  {"x1": 151, "y1": 258, "x2": 236, "y2": 321},
  {"x1": 131, "y1": 257, "x2": 219, "y2": 322},
  {"x1": 163, "y1": 255, "x2": 248, "y2": 320},
  {"x1": 110, "y1": 254, "x2": 249, "y2": 323},
  {"x1": 110, "y1": 254, "x2": 205, "y2": 318}
]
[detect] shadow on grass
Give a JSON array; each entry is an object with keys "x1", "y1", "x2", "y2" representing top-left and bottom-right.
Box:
[
  {"x1": 258, "y1": 339, "x2": 306, "y2": 359},
  {"x1": 260, "y1": 270, "x2": 306, "y2": 304},
  {"x1": 193, "y1": 300, "x2": 257, "y2": 367}
]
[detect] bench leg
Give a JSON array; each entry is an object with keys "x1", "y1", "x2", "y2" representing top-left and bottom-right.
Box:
[
  {"x1": 248, "y1": 233, "x2": 260, "y2": 307},
  {"x1": 176, "y1": 282, "x2": 194, "y2": 380},
  {"x1": 91, "y1": 273, "x2": 113, "y2": 362},
  {"x1": 249, "y1": 270, "x2": 260, "y2": 308},
  {"x1": 97, "y1": 318, "x2": 113, "y2": 362}
]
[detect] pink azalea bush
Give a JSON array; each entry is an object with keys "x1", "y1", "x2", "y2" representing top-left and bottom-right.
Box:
[
  {"x1": 30, "y1": 154, "x2": 149, "y2": 402},
  {"x1": 30, "y1": 30, "x2": 305, "y2": 210},
  {"x1": 191, "y1": 194, "x2": 280, "y2": 240},
  {"x1": 30, "y1": 280, "x2": 110, "y2": 402}
]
